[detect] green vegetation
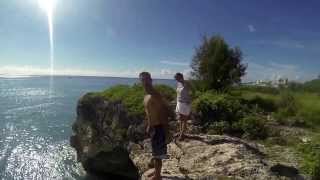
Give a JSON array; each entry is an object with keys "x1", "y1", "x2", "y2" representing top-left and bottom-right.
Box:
[
  {"x1": 190, "y1": 81, "x2": 320, "y2": 177},
  {"x1": 303, "y1": 79, "x2": 320, "y2": 93},
  {"x1": 296, "y1": 133, "x2": 320, "y2": 180},
  {"x1": 238, "y1": 115, "x2": 268, "y2": 140},
  {"x1": 192, "y1": 91, "x2": 243, "y2": 126},
  {"x1": 96, "y1": 80, "x2": 320, "y2": 178},
  {"x1": 99, "y1": 84, "x2": 145, "y2": 117},
  {"x1": 97, "y1": 84, "x2": 175, "y2": 117},
  {"x1": 192, "y1": 90, "x2": 270, "y2": 139},
  {"x1": 231, "y1": 86, "x2": 320, "y2": 177},
  {"x1": 190, "y1": 35, "x2": 246, "y2": 91},
  {"x1": 93, "y1": 35, "x2": 320, "y2": 178}
]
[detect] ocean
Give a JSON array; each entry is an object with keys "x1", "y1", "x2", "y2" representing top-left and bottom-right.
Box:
[{"x1": 0, "y1": 76, "x2": 175, "y2": 180}]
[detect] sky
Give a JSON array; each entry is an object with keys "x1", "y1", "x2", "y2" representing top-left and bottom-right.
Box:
[{"x1": 0, "y1": 0, "x2": 319, "y2": 81}]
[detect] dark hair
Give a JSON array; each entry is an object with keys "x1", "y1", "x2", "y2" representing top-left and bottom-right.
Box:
[
  {"x1": 174, "y1": 72, "x2": 183, "y2": 79},
  {"x1": 139, "y1": 72, "x2": 151, "y2": 79}
]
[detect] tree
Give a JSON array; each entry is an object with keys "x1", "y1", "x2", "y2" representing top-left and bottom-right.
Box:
[{"x1": 191, "y1": 35, "x2": 247, "y2": 90}]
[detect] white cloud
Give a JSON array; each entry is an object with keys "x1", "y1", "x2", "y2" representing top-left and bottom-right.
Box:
[
  {"x1": 248, "y1": 25, "x2": 256, "y2": 32},
  {"x1": 160, "y1": 60, "x2": 189, "y2": 66},
  {"x1": 0, "y1": 65, "x2": 116, "y2": 77},
  {"x1": 160, "y1": 68, "x2": 192, "y2": 79},
  {"x1": 160, "y1": 69, "x2": 174, "y2": 76},
  {"x1": 244, "y1": 61, "x2": 315, "y2": 82}
]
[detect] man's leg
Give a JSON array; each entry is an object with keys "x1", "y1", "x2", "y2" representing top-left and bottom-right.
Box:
[
  {"x1": 153, "y1": 158, "x2": 162, "y2": 180},
  {"x1": 179, "y1": 116, "x2": 183, "y2": 136},
  {"x1": 178, "y1": 114, "x2": 187, "y2": 140},
  {"x1": 182, "y1": 117, "x2": 187, "y2": 135},
  {"x1": 150, "y1": 125, "x2": 165, "y2": 180},
  {"x1": 147, "y1": 158, "x2": 155, "y2": 177}
]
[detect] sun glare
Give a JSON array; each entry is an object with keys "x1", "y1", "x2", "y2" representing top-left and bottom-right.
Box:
[
  {"x1": 38, "y1": 0, "x2": 56, "y2": 95},
  {"x1": 38, "y1": 0, "x2": 56, "y2": 16}
]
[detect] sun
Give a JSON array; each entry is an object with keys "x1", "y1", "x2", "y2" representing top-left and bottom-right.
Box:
[{"x1": 38, "y1": 0, "x2": 56, "y2": 16}]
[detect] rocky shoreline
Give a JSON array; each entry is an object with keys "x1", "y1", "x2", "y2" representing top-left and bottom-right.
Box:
[{"x1": 70, "y1": 93, "x2": 305, "y2": 180}]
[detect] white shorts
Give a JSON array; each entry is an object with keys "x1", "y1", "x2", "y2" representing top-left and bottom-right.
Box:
[{"x1": 176, "y1": 102, "x2": 191, "y2": 116}]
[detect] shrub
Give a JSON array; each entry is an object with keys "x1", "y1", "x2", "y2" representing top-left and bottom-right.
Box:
[
  {"x1": 312, "y1": 154, "x2": 320, "y2": 180},
  {"x1": 234, "y1": 85, "x2": 280, "y2": 95},
  {"x1": 277, "y1": 91, "x2": 298, "y2": 116},
  {"x1": 273, "y1": 91, "x2": 299, "y2": 125},
  {"x1": 303, "y1": 79, "x2": 320, "y2": 93},
  {"x1": 297, "y1": 110, "x2": 320, "y2": 127},
  {"x1": 154, "y1": 84, "x2": 176, "y2": 102},
  {"x1": 207, "y1": 121, "x2": 232, "y2": 135},
  {"x1": 100, "y1": 84, "x2": 175, "y2": 117},
  {"x1": 192, "y1": 91, "x2": 244, "y2": 127},
  {"x1": 295, "y1": 93, "x2": 320, "y2": 127},
  {"x1": 297, "y1": 139, "x2": 320, "y2": 179},
  {"x1": 100, "y1": 84, "x2": 145, "y2": 117},
  {"x1": 273, "y1": 114, "x2": 308, "y2": 127},
  {"x1": 239, "y1": 115, "x2": 268, "y2": 139},
  {"x1": 245, "y1": 95, "x2": 277, "y2": 113},
  {"x1": 189, "y1": 80, "x2": 208, "y2": 95}
]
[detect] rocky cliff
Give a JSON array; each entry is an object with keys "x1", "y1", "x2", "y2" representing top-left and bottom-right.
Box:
[{"x1": 70, "y1": 93, "x2": 304, "y2": 180}]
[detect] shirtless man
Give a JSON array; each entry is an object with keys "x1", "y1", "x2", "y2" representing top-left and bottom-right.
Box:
[{"x1": 139, "y1": 72, "x2": 169, "y2": 180}]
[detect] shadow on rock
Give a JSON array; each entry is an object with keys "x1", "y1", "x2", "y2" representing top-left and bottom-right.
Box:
[{"x1": 270, "y1": 164, "x2": 305, "y2": 179}]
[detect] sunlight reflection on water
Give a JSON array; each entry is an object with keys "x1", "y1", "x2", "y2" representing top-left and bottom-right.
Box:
[
  {"x1": 0, "y1": 78, "x2": 85, "y2": 180},
  {"x1": 0, "y1": 76, "x2": 175, "y2": 179}
]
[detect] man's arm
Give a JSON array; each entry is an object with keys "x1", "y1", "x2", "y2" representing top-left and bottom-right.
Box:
[
  {"x1": 163, "y1": 99, "x2": 174, "y2": 123},
  {"x1": 144, "y1": 104, "x2": 151, "y2": 135}
]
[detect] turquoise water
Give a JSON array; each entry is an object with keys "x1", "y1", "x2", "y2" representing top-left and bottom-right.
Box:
[{"x1": 0, "y1": 76, "x2": 174, "y2": 180}]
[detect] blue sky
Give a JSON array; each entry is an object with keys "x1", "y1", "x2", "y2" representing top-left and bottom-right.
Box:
[{"x1": 0, "y1": 0, "x2": 319, "y2": 81}]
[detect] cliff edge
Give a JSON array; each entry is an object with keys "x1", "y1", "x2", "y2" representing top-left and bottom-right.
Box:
[{"x1": 70, "y1": 93, "x2": 303, "y2": 180}]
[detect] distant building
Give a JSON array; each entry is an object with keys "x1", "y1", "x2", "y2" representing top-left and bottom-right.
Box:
[
  {"x1": 254, "y1": 80, "x2": 271, "y2": 87},
  {"x1": 242, "y1": 78, "x2": 289, "y2": 88},
  {"x1": 271, "y1": 78, "x2": 288, "y2": 88}
]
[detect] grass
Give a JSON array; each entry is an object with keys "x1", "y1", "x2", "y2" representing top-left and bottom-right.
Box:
[
  {"x1": 237, "y1": 88, "x2": 320, "y2": 178},
  {"x1": 294, "y1": 93, "x2": 320, "y2": 126},
  {"x1": 240, "y1": 90, "x2": 279, "y2": 102},
  {"x1": 295, "y1": 132, "x2": 320, "y2": 179},
  {"x1": 92, "y1": 84, "x2": 320, "y2": 178},
  {"x1": 237, "y1": 88, "x2": 320, "y2": 127}
]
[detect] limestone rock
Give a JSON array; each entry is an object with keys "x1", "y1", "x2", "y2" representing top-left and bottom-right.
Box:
[
  {"x1": 70, "y1": 94, "x2": 141, "y2": 180},
  {"x1": 132, "y1": 134, "x2": 303, "y2": 180},
  {"x1": 71, "y1": 93, "x2": 305, "y2": 180}
]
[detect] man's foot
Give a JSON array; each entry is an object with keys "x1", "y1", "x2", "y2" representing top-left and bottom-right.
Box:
[
  {"x1": 173, "y1": 133, "x2": 180, "y2": 138},
  {"x1": 147, "y1": 171, "x2": 155, "y2": 178},
  {"x1": 178, "y1": 134, "x2": 185, "y2": 141},
  {"x1": 148, "y1": 175, "x2": 161, "y2": 180}
]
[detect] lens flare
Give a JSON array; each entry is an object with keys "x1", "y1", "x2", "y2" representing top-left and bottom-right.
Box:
[{"x1": 38, "y1": 0, "x2": 56, "y2": 96}]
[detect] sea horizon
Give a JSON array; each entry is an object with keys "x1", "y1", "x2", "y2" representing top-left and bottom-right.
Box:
[{"x1": 0, "y1": 74, "x2": 177, "y2": 81}]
